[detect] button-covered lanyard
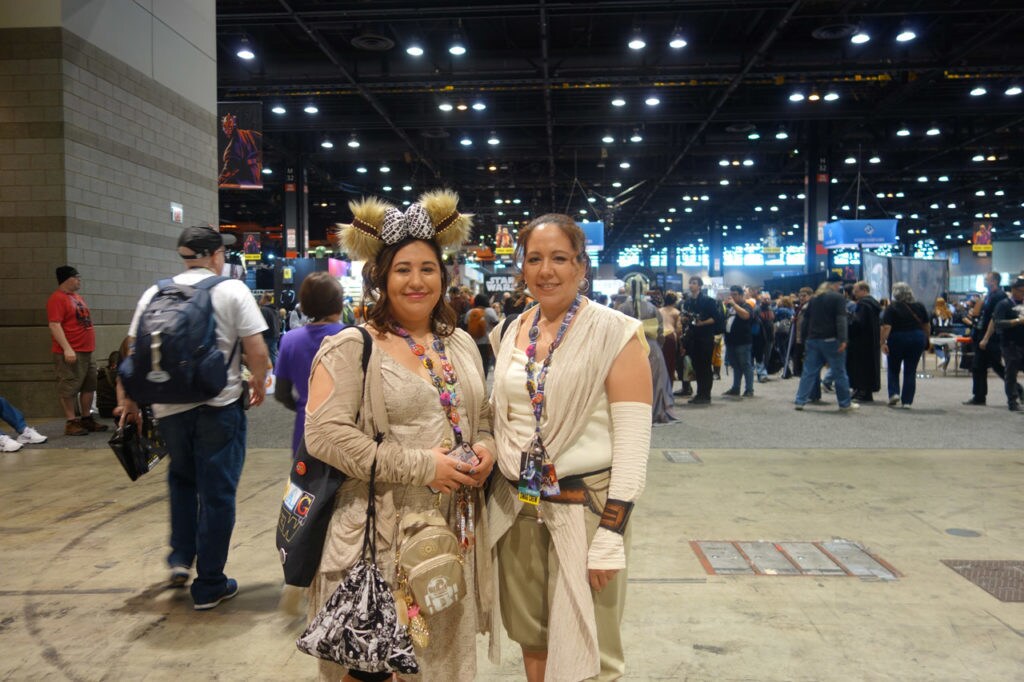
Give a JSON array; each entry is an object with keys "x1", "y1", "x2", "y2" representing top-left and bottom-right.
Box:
[
  {"x1": 393, "y1": 325, "x2": 475, "y2": 547},
  {"x1": 518, "y1": 295, "x2": 582, "y2": 516}
]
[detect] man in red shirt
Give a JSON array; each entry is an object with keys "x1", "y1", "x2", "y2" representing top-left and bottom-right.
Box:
[{"x1": 47, "y1": 266, "x2": 107, "y2": 436}]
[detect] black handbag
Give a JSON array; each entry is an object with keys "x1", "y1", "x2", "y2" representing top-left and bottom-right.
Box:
[
  {"x1": 108, "y1": 409, "x2": 170, "y2": 481},
  {"x1": 276, "y1": 326, "x2": 373, "y2": 587},
  {"x1": 296, "y1": 460, "x2": 419, "y2": 675}
]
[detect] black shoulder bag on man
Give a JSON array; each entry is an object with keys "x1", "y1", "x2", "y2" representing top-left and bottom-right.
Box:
[{"x1": 276, "y1": 326, "x2": 374, "y2": 587}]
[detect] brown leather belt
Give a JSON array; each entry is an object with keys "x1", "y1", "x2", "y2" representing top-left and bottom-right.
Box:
[{"x1": 504, "y1": 469, "x2": 609, "y2": 512}]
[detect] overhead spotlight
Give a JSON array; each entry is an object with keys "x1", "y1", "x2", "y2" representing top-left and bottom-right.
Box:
[
  {"x1": 970, "y1": 86, "x2": 987, "y2": 96},
  {"x1": 320, "y1": 137, "x2": 334, "y2": 149},
  {"x1": 896, "y1": 125, "x2": 911, "y2": 137},
  {"x1": 645, "y1": 96, "x2": 660, "y2": 106},
  {"x1": 262, "y1": 167, "x2": 272, "y2": 175},
  {"x1": 619, "y1": 160, "x2": 631, "y2": 169},
  {"x1": 851, "y1": 30, "x2": 870, "y2": 44},
  {"x1": 402, "y1": 185, "x2": 412, "y2": 191},
  {"x1": 236, "y1": 36, "x2": 255, "y2": 60},
  {"x1": 379, "y1": 165, "x2": 391, "y2": 173},
  {"x1": 1005, "y1": 84, "x2": 1022, "y2": 96},
  {"x1": 844, "y1": 155, "x2": 856, "y2": 165},
  {"x1": 669, "y1": 30, "x2": 687, "y2": 49},
  {"x1": 869, "y1": 154, "x2": 881, "y2": 164},
  {"x1": 304, "y1": 104, "x2": 319, "y2": 114},
  {"x1": 630, "y1": 129, "x2": 643, "y2": 143},
  {"x1": 775, "y1": 127, "x2": 789, "y2": 140},
  {"x1": 986, "y1": 153, "x2": 997, "y2": 161},
  {"x1": 356, "y1": 166, "x2": 368, "y2": 174},
  {"x1": 628, "y1": 29, "x2": 646, "y2": 50},
  {"x1": 719, "y1": 179, "x2": 730, "y2": 186},
  {"x1": 789, "y1": 92, "x2": 805, "y2": 102},
  {"x1": 975, "y1": 189, "x2": 986, "y2": 196},
  {"x1": 994, "y1": 189, "x2": 1005, "y2": 196},
  {"x1": 748, "y1": 129, "x2": 761, "y2": 140},
  {"x1": 449, "y1": 32, "x2": 466, "y2": 55},
  {"x1": 382, "y1": 185, "x2": 392, "y2": 192},
  {"x1": 938, "y1": 175, "x2": 949, "y2": 182},
  {"x1": 271, "y1": 104, "x2": 286, "y2": 115},
  {"x1": 472, "y1": 102, "x2": 487, "y2": 111},
  {"x1": 347, "y1": 134, "x2": 360, "y2": 148},
  {"x1": 808, "y1": 91, "x2": 821, "y2": 102},
  {"x1": 926, "y1": 124, "x2": 941, "y2": 136},
  {"x1": 823, "y1": 91, "x2": 840, "y2": 102},
  {"x1": 487, "y1": 131, "x2": 500, "y2": 145},
  {"x1": 971, "y1": 153, "x2": 985, "y2": 162},
  {"x1": 611, "y1": 97, "x2": 626, "y2": 107},
  {"x1": 459, "y1": 135, "x2": 472, "y2": 146},
  {"x1": 718, "y1": 159, "x2": 729, "y2": 167},
  {"x1": 602, "y1": 132, "x2": 615, "y2": 144},
  {"x1": 406, "y1": 38, "x2": 424, "y2": 57},
  {"x1": 742, "y1": 159, "x2": 754, "y2": 167},
  {"x1": 895, "y1": 25, "x2": 917, "y2": 42},
  {"x1": 438, "y1": 102, "x2": 454, "y2": 112},
  {"x1": 455, "y1": 101, "x2": 469, "y2": 111},
  {"x1": 917, "y1": 176, "x2": 928, "y2": 182}
]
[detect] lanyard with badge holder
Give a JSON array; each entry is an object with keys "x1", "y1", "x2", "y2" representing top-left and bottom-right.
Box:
[
  {"x1": 393, "y1": 325, "x2": 477, "y2": 548},
  {"x1": 519, "y1": 294, "x2": 582, "y2": 523}
]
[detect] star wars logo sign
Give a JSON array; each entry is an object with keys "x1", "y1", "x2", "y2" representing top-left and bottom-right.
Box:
[
  {"x1": 278, "y1": 481, "x2": 315, "y2": 542},
  {"x1": 485, "y1": 274, "x2": 517, "y2": 293}
]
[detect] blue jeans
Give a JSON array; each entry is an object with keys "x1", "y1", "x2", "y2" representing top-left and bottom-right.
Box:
[
  {"x1": 887, "y1": 329, "x2": 926, "y2": 405},
  {"x1": 159, "y1": 402, "x2": 246, "y2": 603},
  {"x1": 727, "y1": 343, "x2": 754, "y2": 393},
  {"x1": 0, "y1": 396, "x2": 27, "y2": 436},
  {"x1": 795, "y1": 339, "x2": 853, "y2": 407}
]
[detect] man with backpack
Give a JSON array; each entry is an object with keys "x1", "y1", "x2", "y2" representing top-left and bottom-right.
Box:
[
  {"x1": 465, "y1": 293, "x2": 499, "y2": 377},
  {"x1": 121, "y1": 225, "x2": 269, "y2": 610}
]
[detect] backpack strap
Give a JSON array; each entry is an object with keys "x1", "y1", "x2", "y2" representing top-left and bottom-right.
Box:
[
  {"x1": 193, "y1": 275, "x2": 229, "y2": 291},
  {"x1": 499, "y1": 313, "x2": 518, "y2": 342},
  {"x1": 352, "y1": 326, "x2": 380, "y2": 439}
]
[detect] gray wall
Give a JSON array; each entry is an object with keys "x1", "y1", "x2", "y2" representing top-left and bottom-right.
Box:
[{"x1": 0, "y1": 1, "x2": 218, "y2": 415}]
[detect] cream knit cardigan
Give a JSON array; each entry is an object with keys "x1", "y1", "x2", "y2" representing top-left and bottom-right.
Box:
[{"x1": 487, "y1": 301, "x2": 644, "y2": 682}]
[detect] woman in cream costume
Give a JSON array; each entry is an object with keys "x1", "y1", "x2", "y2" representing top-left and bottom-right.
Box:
[
  {"x1": 304, "y1": 190, "x2": 495, "y2": 682},
  {"x1": 487, "y1": 214, "x2": 653, "y2": 681}
]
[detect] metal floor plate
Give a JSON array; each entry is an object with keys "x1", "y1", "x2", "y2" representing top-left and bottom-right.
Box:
[
  {"x1": 663, "y1": 449, "x2": 701, "y2": 464},
  {"x1": 941, "y1": 560, "x2": 1024, "y2": 602},
  {"x1": 692, "y1": 540, "x2": 899, "y2": 579}
]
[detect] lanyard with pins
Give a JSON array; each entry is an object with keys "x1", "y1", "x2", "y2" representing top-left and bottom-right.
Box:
[{"x1": 518, "y1": 295, "x2": 582, "y2": 517}]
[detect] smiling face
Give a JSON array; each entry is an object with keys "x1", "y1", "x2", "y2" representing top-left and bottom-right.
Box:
[
  {"x1": 522, "y1": 223, "x2": 586, "y2": 313},
  {"x1": 384, "y1": 239, "x2": 443, "y2": 328}
]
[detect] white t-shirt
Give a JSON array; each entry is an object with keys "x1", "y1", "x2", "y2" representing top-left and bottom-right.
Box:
[{"x1": 127, "y1": 268, "x2": 268, "y2": 418}]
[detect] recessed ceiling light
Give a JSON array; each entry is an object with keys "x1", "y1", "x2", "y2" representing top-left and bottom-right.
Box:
[
  {"x1": 455, "y1": 102, "x2": 469, "y2": 111},
  {"x1": 271, "y1": 105, "x2": 286, "y2": 115},
  {"x1": 304, "y1": 104, "x2": 319, "y2": 114},
  {"x1": 971, "y1": 153, "x2": 985, "y2": 162},
  {"x1": 487, "y1": 131, "x2": 500, "y2": 145},
  {"x1": 994, "y1": 189, "x2": 1005, "y2": 196},
  {"x1": 851, "y1": 31, "x2": 870, "y2": 44},
  {"x1": 778, "y1": 193, "x2": 788, "y2": 200},
  {"x1": 701, "y1": 195, "x2": 709, "y2": 201},
  {"x1": 402, "y1": 185, "x2": 412, "y2": 191},
  {"x1": 808, "y1": 91, "x2": 821, "y2": 102},
  {"x1": 754, "y1": 206, "x2": 763, "y2": 212},
  {"x1": 611, "y1": 97, "x2": 626, "y2": 107},
  {"x1": 970, "y1": 86, "x2": 987, "y2": 96},
  {"x1": 975, "y1": 189, "x2": 986, "y2": 196},
  {"x1": 449, "y1": 34, "x2": 466, "y2": 55},
  {"x1": 895, "y1": 192, "x2": 905, "y2": 197},
  {"x1": 612, "y1": 181, "x2": 622, "y2": 188}
]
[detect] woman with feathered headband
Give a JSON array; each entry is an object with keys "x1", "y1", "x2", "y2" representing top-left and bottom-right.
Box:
[{"x1": 303, "y1": 190, "x2": 496, "y2": 681}]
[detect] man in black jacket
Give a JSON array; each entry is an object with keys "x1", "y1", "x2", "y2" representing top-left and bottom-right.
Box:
[
  {"x1": 984, "y1": 277, "x2": 1024, "y2": 411},
  {"x1": 847, "y1": 281, "x2": 882, "y2": 402},
  {"x1": 682, "y1": 277, "x2": 721, "y2": 404},
  {"x1": 794, "y1": 273, "x2": 857, "y2": 411},
  {"x1": 964, "y1": 272, "x2": 1009, "y2": 405}
]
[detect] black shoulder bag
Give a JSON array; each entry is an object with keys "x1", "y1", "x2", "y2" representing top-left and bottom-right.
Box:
[{"x1": 276, "y1": 326, "x2": 375, "y2": 587}]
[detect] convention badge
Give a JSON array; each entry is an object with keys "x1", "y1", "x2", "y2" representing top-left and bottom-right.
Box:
[
  {"x1": 540, "y1": 460, "x2": 560, "y2": 497},
  {"x1": 517, "y1": 446, "x2": 542, "y2": 506}
]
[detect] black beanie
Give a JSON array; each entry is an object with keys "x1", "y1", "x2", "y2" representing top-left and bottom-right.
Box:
[{"x1": 56, "y1": 265, "x2": 79, "y2": 284}]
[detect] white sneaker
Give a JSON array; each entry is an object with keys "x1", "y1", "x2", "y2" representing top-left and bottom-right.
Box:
[
  {"x1": 0, "y1": 434, "x2": 24, "y2": 452},
  {"x1": 839, "y1": 402, "x2": 861, "y2": 412},
  {"x1": 17, "y1": 426, "x2": 47, "y2": 444}
]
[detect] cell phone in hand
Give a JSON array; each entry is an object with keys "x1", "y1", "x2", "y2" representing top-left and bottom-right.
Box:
[{"x1": 429, "y1": 442, "x2": 480, "y2": 493}]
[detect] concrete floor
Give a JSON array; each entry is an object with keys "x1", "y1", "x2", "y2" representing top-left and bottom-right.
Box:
[{"x1": 1, "y1": 373, "x2": 1022, "y2": 681}]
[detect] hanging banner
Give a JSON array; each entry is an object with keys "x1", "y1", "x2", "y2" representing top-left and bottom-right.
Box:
[
  {"x1": 484, "y1": 273, "x2": 518, "y2": 294},
  {"x1": 971, "y1": 221, "x2": 993, "y2": 253},
  {"x1": 494, "y1": 225, "x2": 515, "y2": 256},
  {"x1": 217, "y1": 102, "x2": 263, "y2": 189},
  {"x1": 242, "y1": 232, "x2": 262, "y2": 261},
  {"x1": 579, "y1": 221, "x2": 605, "y2": 251},
  {"x1": 822, "y1": 219, "x2": 898, "y2": 248}
]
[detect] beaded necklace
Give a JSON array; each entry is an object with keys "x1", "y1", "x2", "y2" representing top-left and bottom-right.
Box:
[
  {"x1": 392, "y1": 323, "x2": 475, "y2": 547},
  {"x1": 517, "y1": 294, "x2": 582, "y2": 511}
]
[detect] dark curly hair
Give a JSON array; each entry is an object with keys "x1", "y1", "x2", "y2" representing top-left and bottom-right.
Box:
[{"x1": 362, "y1": 237, "x2": 457, "y2": 337}]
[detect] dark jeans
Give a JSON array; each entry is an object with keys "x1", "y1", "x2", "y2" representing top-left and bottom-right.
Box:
[
  {"x1": 1003, "y1": 342, "x2": 1023, "y2": 406},
  {"x1": 795, "y1": 338, "x2": 852, "y2": 407},
  {"x1": 971, "y1": 338, "x2": 1005, "y2": 400},
  {"x1": 887, "y1": 329, "x2": 926, "y2": 405},
  {"x1": 689, "y1": 333, "x2": 715, "y2": 399},
  {"x1": 726, "y1": 342, "x2": 753, "y2": 393},
  {"x1": 160, "y1": 401, "x2": 246, "y2": 604}
]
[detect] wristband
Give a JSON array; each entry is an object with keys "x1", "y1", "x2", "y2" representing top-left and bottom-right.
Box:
[{"x1": 599, "y1": 498, "x2": 635, "y2": 535}]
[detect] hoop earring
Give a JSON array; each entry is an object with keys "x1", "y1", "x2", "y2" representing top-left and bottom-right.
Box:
[{"x1": 577, "y1": 278, "x2": 589, "y2": 293}]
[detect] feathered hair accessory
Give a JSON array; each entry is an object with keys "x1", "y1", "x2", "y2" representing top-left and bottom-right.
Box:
[{"x1": 337, "y1": 189, "x2": 473, "y2": 262}]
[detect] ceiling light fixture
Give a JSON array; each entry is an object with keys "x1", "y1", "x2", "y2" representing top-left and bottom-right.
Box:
[
  {"x1": 236, "y1": 36, "x2": 255, "y2": 60},
  {"x1": 320, "y1": 137, "x2": 334, "y2": 149},
  {"x1": 808, "y1": 90, "x2": 821, "y2": 102},
  {"x1": 402, "y1": 185, "x2": 412, "y2": 191},
  {"x1": 823, "y1": 91, "x2": 840, "y2": 102},
  {"x1": 926, "y1": 124, "x2": 940, "y2": 136},
  {"x1": 775, "y1": 127, "x2": 789, "y2": 140},
  {"x1": 619, "y1": 160, "x2": 631, "y2": 169},
  {"x1": 487, "y1": 131, "x2": 500, "y2": 145},
  {"x1": 895, "y1": 25, "x2": 917, "y2": 42},
  {"x1": 869, "y1": 154, "x2": 881, "y2": 164},
  {"x1": 1005, "y1": 84, "x2": 1022, "y2": 96},
  {"x1": 844, "y1": 155, "x2": 856, "y2": 165},
  {"x1": 628, "y1": 29, "x2": 646, "y2": 50},
  {"x1": 669, "y1": 29, "x2": 687, "y2": 49},
  {"x1": 602, "y1": 132, "x2": 615, "y2": 144},
  {"x1": 262, "y1": 167, "x2": 272, "y2": 175},
  {"x1": 611, "y1": 97, "x2": 626, "y2": 107},
  {"x1": 742, "y1": 159, "x2": 754, "y2": 167},
  {"x1": 379, "y1": 165, "x2": 390, "y2": 173},
  {"x1": 271, "y1": 105, "x2": 286, "y2": 115},
  {"x1": 455, "y1": 101, "x2": 469, "y2": 111},
  {"x1": 970, "y1": 86, "x2": 987, "y2": 97},
  {"x1": 645, "y1": 96, "x2": 660, "y2": 106},
  {"x1": 438, "y1": 102, "x2": 453, "y2": 112},
  {"x1": 304, "y1": 104, "x2": 319, "y2": 114},
  {"x1": 896, "y1": 125, "x2": 911, "y2": 137},
  {"x1": 630, "y1": 129, "x2": 643, "y2": 142},
  {"x1": 459, "y1": 135, "x2": 472, "y2": 146},
  {"x1": 356, "y1": 166, "x2": 367, "y2": 174},
  {"x1": 471, "y1": 101, "x2": 486, "y2": 111},
  {"x1": 448, "y1": 32, "x2": 466, "y2": 56},
  {"x1": 851, "y1": 30, "x2": 870, "y2": 44},
  {"x1": 748, "y1": 130, "x2": 761, "y2": 140},
  {"x1": 789, "y1": 92, "x2": 805, "y2": 102},
  {"x1": 347, "y1": 134, "x2": 360, "y2": 148},
  {"x1": 938, "y1": 175, "x2": 949, "y2": 182},
  {"x1": 406, "y1": 37, "x2": 424, "y2": 57}
]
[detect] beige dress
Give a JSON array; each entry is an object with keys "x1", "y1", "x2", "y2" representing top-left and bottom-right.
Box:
[{"x1": 305, "y1": 327, "x2": 493, "y2": 682}]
